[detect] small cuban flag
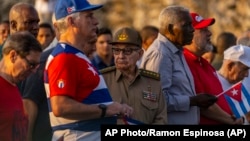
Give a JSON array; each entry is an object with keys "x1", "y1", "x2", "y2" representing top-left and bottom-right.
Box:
[
  {"x1": 67, "y1": 6, "x2": 76, "y2": 14},
  {"x1": 218, "y1": 81, "x2": 250, "y2": 118}
]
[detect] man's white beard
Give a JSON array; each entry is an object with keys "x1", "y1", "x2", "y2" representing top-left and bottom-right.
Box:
[{"x1": 204, "y1": 44, "x2": 213, "y2": 52}]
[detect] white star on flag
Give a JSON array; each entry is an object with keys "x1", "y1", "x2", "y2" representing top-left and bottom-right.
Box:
[
  {"x1": 231, "y1": 89, "x2": 238, "y2": 96},
  {"x1": 88, "y1": 64, "x2": 97, "y2": 76}
]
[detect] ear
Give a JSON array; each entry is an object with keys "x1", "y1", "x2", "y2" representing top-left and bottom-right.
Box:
[
  {"x1": 138, "y1": 49, "x2": 144, "y2": 60},
  {"x1": 9, "y1": 50, "x2": 17, "y2": 63},
  {"x1": 227, "y1": 61, "x2": 235, "y2": 71},
  {"x1": 67, "y1": 16, "x2": 76, "y2": 27},
  {"x1": 168, "y1": 24, "x2": 175, "y2": 35},
  {"x1": 10, "y1": 21, "x2": 17, "y2": 31}
]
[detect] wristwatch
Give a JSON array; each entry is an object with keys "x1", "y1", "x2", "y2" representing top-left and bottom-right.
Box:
[{"x1": 98, "y1": 104, "x2": 107, "y2": 118}]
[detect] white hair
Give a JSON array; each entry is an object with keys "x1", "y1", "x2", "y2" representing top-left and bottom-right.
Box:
[
  {"x1": 55, "y1": 12, "x2": 80, "y2": 34},
  {"x1": 158, "y1": 5, "x2": 189, "y2": 32}
]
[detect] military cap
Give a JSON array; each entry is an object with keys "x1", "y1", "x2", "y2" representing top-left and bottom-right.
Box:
[{"x1": 111, "y1": 27, "x2": 142, "y2": 47}]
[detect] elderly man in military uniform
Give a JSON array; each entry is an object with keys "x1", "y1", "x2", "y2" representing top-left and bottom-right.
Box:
[{"x1": 101, "y1": 27, "x2": 167, "y2": 124}]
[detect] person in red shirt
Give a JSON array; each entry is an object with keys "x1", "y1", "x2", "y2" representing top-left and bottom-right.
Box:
[
  {"x1": 183, "y1": 12, "x2": 243, "y2": 124},
  {"x1": 0, "y1": 31, "x2": 42, "y2": 141}
]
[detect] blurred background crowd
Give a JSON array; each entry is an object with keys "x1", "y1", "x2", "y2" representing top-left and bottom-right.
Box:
[
  {"x1": 0, "y1": 0, "x2": 250, "y2": 43},
  {"x1": 1, "y1": 1, "x2": 250, "y2": 140}
]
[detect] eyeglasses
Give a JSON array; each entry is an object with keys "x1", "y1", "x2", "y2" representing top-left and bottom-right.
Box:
[
  {"x1": 23, "y1": 57, "x2": 40, "y2": 69},
  {"x1": 112, "y1": 47, "x2": 140, "y2": 55}
]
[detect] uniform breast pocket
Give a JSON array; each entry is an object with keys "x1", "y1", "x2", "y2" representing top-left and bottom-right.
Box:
[{"x1": 141, "y1": 99, "x2": 158, "y2": 110}]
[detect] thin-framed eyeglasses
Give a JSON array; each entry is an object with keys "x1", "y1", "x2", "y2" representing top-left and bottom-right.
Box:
[
  {"x1": 23, "y1": 57, "x2": 40, "y2": 69},
  {"x1": 112, "y1": 47, "x2": 140, "y2": 55}
]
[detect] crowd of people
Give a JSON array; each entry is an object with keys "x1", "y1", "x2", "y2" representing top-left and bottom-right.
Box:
[{"x1": 0, "y1": 0, "x2": 250, "y2": 141}]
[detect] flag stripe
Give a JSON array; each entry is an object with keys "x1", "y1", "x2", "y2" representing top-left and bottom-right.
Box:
[
  {"x1": 224, "y1": 83, "x2": 250, "y2": 118},
  {"x1": 239, "y1": 99, "x2": 247, "y2": 114},
  {"x1": 240, "y1": 85, "x2": 248, "y2": 114},
  {"x1": 225, "y1": 95, "x2": 241, "y2": 118},
  {"x1": 242, "y1": 85, "x2": 250, "y2": 105},
  {"x1": 242, "y1": 85, "x2": 250, "y2": 113}
]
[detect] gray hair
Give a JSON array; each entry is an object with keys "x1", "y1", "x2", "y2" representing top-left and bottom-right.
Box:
[
  {"x1": 56, "y1": 12, "x2": 80, "y2": 34},
  {"x1": 158, "y1": 5, "x2": 189, "y2": 33},
  {"x1": 2, "y1": 31, "x2": 42, "y2": 57}
]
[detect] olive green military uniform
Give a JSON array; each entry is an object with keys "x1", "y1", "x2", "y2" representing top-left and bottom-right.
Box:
[{"x1": 101, "y1": 66, "x2": 167, "y2": 124}]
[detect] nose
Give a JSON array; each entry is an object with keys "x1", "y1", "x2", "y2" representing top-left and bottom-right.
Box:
[
  {"x1": 31, "y1": 20, "x2": 39, "y2": 30},
  {"x1": 207, "y1": 29, "x2": 212, "y2": 37},
  {"x1": 245, "y1": 70, "x2": 249, "y2": 77},
  {"x1": 104, "y1": 42, "x2": 110, "y2": 47},
  {"x1": 4, "y1": 32, "x2": 9, "y2": 37},
  {"x1": 31, "y1": 64, "x2": 40, "y2": 73},
  {"x1": 190, "y1": 24, "x2": 195, "y2": 33},
  {"x1": 93, "y1": 17, "x2": 99, "y2": 26}
]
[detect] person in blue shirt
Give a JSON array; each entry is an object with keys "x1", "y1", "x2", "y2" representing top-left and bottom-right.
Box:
[{"x1": 91, "y1": 27, "x2": 115, "y2": 70}]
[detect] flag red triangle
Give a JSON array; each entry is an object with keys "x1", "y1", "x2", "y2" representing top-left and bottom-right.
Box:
[{"x1": 223, "y1": 82, "x2": 242, "y2": 101}]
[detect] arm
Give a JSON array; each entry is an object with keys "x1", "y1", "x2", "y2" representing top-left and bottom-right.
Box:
[
  {"x1": 190, "y1": 93, "x2": 217, "y2": 108},
  {"x1": 48, "y1": 55, "x2": 133, "y2": 120},
  {"x1": 50, "y1": 95, "x2": 133, "y2": 120},
  {"x1": 200, "y1": 103, "x2": 242, "y2": 124},
  {"x1": 22, "y1": 99, "x2": 38, "y2": 141}
]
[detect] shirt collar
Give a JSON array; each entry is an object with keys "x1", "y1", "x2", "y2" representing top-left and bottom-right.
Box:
[
  {"x1": 115, "y1": 67, "x2": 141, "y2": 83},
  {"x1": 183, "y1": 48, "x2": 204, "y2": 65}
]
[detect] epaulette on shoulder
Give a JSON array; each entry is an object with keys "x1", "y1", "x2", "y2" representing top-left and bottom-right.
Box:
[
  {"x1": 139, "y1": 69, "x2": 160, "y2": 80},
  {"x1": 99, "y1": 66, "x2": 116, "y2": 74}
]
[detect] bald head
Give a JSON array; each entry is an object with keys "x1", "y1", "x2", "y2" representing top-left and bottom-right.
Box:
[{"x1": 9, "y1": 2, "x2": 40, "y2": 37}]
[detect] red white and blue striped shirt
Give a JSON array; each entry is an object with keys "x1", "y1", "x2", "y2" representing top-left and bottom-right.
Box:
[{"x1": 44, "y1": 43, "x2": 116, "y2": 132}]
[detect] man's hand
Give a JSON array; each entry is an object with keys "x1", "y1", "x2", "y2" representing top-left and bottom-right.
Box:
[
  {"x1": 190, "y1": 93, "x2": 218, "y2": 108},
  {"x1": 106, "y1": 102, "x2": 133, "y2": 117}
]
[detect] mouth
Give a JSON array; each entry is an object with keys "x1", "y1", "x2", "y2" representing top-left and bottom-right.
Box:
[
  {"x1": 190, "y1": 33, "x2": 194, "y2": 39},
  {"x1": 188, "y1": 35, "x2": 194, "y2": 42},
  {"x1": 93, "y1": 27, "x2": 98, "y2": 33}
]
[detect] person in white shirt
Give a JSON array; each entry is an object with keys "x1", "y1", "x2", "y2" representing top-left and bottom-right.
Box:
[{"x1": 217, "y1": 44, "x2": 250, "y2": 124}]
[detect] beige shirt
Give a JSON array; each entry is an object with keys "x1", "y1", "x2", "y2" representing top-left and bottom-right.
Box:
[{"x1": 101, "y1": 67, "x2": 167, "y2": 124}]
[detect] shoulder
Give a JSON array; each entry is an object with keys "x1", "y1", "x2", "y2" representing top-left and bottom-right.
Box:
[
  {"x1": 139, "y1": 69, "x2": 160, "y2": 80},
  {"x1": 41, "y1": 47, "x2": 54, "y2": 62},
  {"x1": 99, "y1": 66, "x2": 116, "y2": 74}
]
